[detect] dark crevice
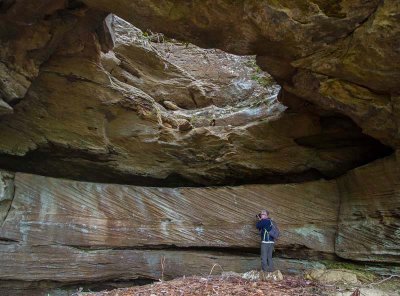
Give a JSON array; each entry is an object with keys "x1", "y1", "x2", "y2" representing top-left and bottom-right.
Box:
[
  {"x1": 0, "y1": 139, "x2": 330, "y2": 187},
  {"x1": 0, "y1": 0, "x2": 15, "y2": 14},
  {"x1": 0, "y1": 141, "x2": 393, "y2": 188},
  {"x1": 294, "y1": 115, "x2": 394, "y2": 179},
  {"x1": 40, "y1": 244, "x2": 400, "y2": 270},
  {"x1": 188, "y1": 89, "x2": 199, "y2": 108},
  {"x1": 66, "y1": 0, "x2": 87, "y2": 11},
  {"x1": 0, "y1": 200, "x2": 13, "y2": 226},
  {"x1": 6, "y1": 97, "x2": 23, "y2": 107},
  {"x1": 64, "y1": 244, "x2": 260, "y2": 256},
  {"x1": 0, "y1": 148, "x2": 201, "y2": 188},
  {"x1": 0, "y1": 150, "x2": 329, "y2": 187},
  {"x1": 0, "y1": 113, "x2": 394, "y2": 187},
  {"x1": 0, "y1": 178, "x2": 15, "y2": 228},
  {"x1": 61, "y1": 243, "x2": 335, "y2": 261},
  {"x1": 0, "y1": 237, "x2": 19, "y2": 243}
]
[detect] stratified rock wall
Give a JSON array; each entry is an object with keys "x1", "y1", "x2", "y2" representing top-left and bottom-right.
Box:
[
  {"x1": 1, "y1": 173, "x2": 338, "y2": 253},
  {"x1": 0, "y1": 1, "x2": 399, "y2": 288},
  {"x1": 0, "y1": 244, "x2": 324, "y2": 282},
  {"x1": 0, "y1": 170, "x2": 14, "y2": 225},
  {"x1": 0, "y1": 155, "x2": 399, "y2": 284},
  {"x1": 336, "y1": 152, "x2": 400, "y2": 263},
  {"x1": 0, "y1": 172, "x2": 337, "y2": 282}
]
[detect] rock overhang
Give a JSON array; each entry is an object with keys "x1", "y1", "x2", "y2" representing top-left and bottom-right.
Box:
[
  {"x1": 0, "y1": 2, "x2": 400, "y2": 291},
  {"x1": 0, "y1": 2, "x2": 396, "y2": 186}
]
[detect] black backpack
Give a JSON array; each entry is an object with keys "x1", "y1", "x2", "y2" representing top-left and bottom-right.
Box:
[{"x1": 268, "y1": 220, "x2": 280, "y2": 239}]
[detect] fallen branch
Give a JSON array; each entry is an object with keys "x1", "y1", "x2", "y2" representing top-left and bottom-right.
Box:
[
  {"x1": 208, "y1": 263, "x2": 224, "y2": 278},
  {"x1": 367, "y1": 274, "x2": 400, "y2": 287}
]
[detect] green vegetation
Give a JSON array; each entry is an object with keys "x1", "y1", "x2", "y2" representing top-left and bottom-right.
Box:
[
  {"x1": 138, "y1": 30, "x2": 190, "y2": 47},
  {"x1": 245, "y1": 59, "x2": 276, "y2": 88},
  {"x1": 251, "y1": 74, "x2": 276, "y2": 88}
]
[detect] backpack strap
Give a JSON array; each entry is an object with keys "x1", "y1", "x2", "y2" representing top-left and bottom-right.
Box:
[{"x1": 263, "y1": 226, "x2": 270, "y2": 241}]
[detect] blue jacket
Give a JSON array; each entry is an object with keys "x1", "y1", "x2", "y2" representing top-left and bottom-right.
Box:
[{"x1": 256, "y1": 218, "x2": 274, "y2": 242}]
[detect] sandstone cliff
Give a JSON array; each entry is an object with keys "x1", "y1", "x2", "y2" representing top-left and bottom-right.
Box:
[
  {"x1": 0, "y1": 9, "x2": 392, "y2": 186},
  {"x1": 0, "y1": 1, "x2": 399, "y2": 294},
  {"x1": 0, "y1": 153, "x2": 399, "y2": 288}
]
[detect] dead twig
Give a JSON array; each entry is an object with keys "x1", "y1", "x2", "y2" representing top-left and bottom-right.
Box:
[
  {"x1": 367, "y1": 274, "x2": 400, "y2": 287},
  {"x1": 208, "y1": 263, "x2": 224, "y2": 278}
]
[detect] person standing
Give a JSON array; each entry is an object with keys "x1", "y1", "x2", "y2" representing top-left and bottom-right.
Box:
[{"x1": 256, "y1": 209, "x2": 275, "y2": 272}]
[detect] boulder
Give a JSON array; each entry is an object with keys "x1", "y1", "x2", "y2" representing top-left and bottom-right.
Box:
[
  {"x1": 177, "y1": 118, "x2": 193, "y2": 131},
  {"x1": 335, "y1": 288, "x2": 392, "y2": 296},
  {"x1": 163, "y1": 100, "x2": 181, "y2": 111},
  {"x1": 305, "y1": 269, "x2": 358, "y2": 284},
  {"x1": 242, "y1": 270, "x2": 284, "y2": 282}
]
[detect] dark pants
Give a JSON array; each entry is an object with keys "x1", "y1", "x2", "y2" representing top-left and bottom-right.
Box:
[{"x1": 261, "y1": 242, "x2": 274, "y2": 272}]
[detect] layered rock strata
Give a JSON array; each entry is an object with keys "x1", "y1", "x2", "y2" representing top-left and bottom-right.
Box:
[
  {"x1": 0, "y1": 171, "x2": 337, "y2": 285},
  {"x1": 0, "y1": 1, "x2": 399, "y2": 291},
  {"x1": 81, "y1": 0, "x2": 400, "y2": 147},
  {"x1": 0, "y1": 170, "x2": 14, "y2": 225},
  {"x1": 0, "y1": 14, "x2": 391, "y2": 186},
  {"x1": 0, "y1": 156, "x2": 399, "y2": 286},
  {"x1": 0, "y1": 245, "x2": 325, "y2": 283},
  {"x1": 0, "y1": 0, "x2": 107, "y2": 110},
  {"x1": 336, "y1": 152, "x2": 400, "y2": 263},
  {"x1": 1, "y1": 173, "x2": 338, "y2": 253}
]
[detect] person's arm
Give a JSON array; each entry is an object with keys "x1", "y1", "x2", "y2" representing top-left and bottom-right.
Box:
[{"x1": 256, "y1": 220, "x2": 264, "y2": 230}]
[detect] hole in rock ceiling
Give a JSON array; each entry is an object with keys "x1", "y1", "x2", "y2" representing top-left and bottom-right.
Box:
[
  {"x1": 0, "y1": 15, "x2": 394, "y2": 187},
  {"x1": 108, "y1": 16, "x2": 281, "y2": 118}
]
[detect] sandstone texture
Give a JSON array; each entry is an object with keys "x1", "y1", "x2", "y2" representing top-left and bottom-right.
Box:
[
  {"x1": 0, "y1": 159, "x2": 399, "y2": 286},
  {"x1": 304, "y1": 269, "x2": 359, "y2": 285},
  {"x1": 0, "y1": 13, "x2": 390, "y2": 186},
  {"x1": 0, "y1": 172, "x2": 333, "y2": 284},
  {"x1": 336, "y1": 152, "x2": 400, "y2": 263},
  {"x1": 0, "y1": 0, "x2": 399, "y2": 292},
  {"x1": 0, "y1": 170, "x2": 14, "y2": 225},
  {"x1": 1, "y1": 173, "x2": 338, "y2": 253},
  {"x1": 82, "y1": 0, "x2": 400, "y2": 147},
  {"x1": 0, "y1": 155, "x2": 399, "y2": 285},
  {"x1": 0, "y1": 98, "x2": 12, "y2": 116},
  {"x1": 0, "y1": 244, "x2": 325, "y2": 283},
  {"x1": 0, "y1": 0, "x2": 106, "y2": 108}
]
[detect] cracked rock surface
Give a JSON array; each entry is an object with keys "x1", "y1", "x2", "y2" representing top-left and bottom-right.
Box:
[
  {"x1": 82, "y1": 0, "x2": 400, "y2": 147},
  {"x1": 0, "y1": 170, "x2": 14, "y2": 225},
  {"x1": 0, "y1": 1, "x2": 399, "y2": 292},
  {"x1": 0, "y1": 12, "x2": 391, "y2": 186}
]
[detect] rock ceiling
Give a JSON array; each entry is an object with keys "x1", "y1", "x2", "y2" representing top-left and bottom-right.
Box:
[
  {"x1": 0, "y1": 1, "x2": 399, "y2": 292},
  {"x1": 0, "y1": 1, "x2": 397, "y2": 185}
]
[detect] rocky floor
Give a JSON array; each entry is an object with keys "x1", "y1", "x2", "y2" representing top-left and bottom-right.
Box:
[
  {"x1": 79, "y1": 275, "x2": 335, "y2": 296},
  {"x1": 79, "y1": 273, "x2": 400, "y2": 296}
]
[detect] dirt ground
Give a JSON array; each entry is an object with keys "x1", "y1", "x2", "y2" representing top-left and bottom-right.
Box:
[{"x1": 78, "y1": 274, "x2": 364, "y2": 296}]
